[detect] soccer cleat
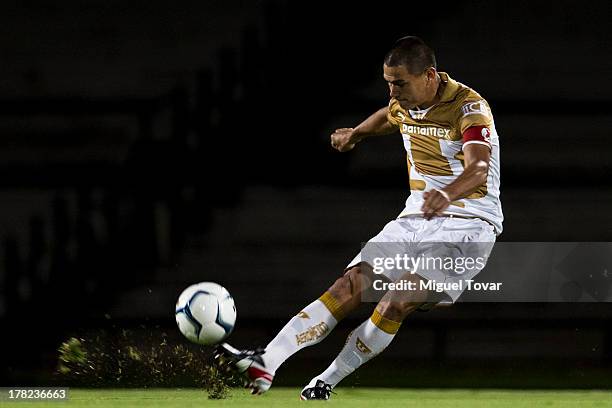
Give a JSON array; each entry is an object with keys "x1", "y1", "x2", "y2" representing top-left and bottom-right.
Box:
[
  {"x1": 214, "y1": 343, "x2": 273, "y2": 394},
  {"x1": 300, "y1": 379, "x2": 334, "y2": 400}
]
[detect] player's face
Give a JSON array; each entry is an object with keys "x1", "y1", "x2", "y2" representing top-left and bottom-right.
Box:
[{"x1": 383, "y1": 64, "x2": 434, "y2": 110}]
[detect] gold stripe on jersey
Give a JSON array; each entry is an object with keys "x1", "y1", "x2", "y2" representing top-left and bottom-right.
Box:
[
  {"x1": 406, "y1": 156, "x2": 426, "y2": 191},
  {"x1": 410, "y1": 132, "x2": 454, "y2": 176},
  {"x1": 410, "y1": 179, "x2": 426, "y2": 191},
  {"x1": 466, "y1": 186, "x2": 487, "y2": 199}
]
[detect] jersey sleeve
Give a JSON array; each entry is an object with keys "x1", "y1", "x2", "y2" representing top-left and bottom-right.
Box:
[
  {"x1": 458, "y1": 99, "x2": 493, "y2": 134},
  {"x1": 458, "y1": 98, "x2": 494, "y2": 150},
  {"x1": 386, "y1": 98, "x2": 403, "y2": 128}
]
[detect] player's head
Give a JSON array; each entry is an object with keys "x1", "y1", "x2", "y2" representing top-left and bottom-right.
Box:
[
  {"x1": 384, "y1": 36, "x2": 437, "y2": 74},
  {"x1": 383, "y1": 36, "x2": 439, "y2": 109}
]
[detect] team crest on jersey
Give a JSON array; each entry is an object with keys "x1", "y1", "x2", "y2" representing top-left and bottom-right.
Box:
[{"x1": 461, "y1": 100, "x2": 488, "y2": 117}]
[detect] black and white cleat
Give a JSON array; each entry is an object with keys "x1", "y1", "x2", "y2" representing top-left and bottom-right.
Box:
[{"x1": 300, "y1": 379, "x2": 334, "y2": 400}]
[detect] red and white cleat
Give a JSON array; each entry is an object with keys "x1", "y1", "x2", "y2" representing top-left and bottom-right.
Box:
[{"x1": 214, "y1": 343, "x2": 273, "y2": 394}]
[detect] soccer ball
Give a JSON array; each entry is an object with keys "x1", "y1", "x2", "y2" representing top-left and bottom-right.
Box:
[{"x1": 175, "y1": 282, "x2": 237, "y2": 345}]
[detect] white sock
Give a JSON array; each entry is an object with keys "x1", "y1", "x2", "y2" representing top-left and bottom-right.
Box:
[
  {"x1": 307, "y1": 310, "x2": 401, "y2": 388},
  {"x1": 262, "y1": 292, "x2": 345, "y2": 375}
]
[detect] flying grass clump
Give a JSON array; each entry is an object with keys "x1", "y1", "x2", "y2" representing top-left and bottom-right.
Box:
[{"x1": 56, "y1": 329, "x2": 239, "y2": 399}]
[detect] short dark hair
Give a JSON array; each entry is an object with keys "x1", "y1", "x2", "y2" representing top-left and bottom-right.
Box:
[{"x1": 384, "y1": 36, "x2": 437, "y2": 75}]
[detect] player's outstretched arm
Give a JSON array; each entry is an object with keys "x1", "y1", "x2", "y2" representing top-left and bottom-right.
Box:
[
  {"x1": 421, "y1": 143, "x2": 491, "y2": 219},
  {"x1": 330, "y1": 107, "x2": 396, "y2": 152}
]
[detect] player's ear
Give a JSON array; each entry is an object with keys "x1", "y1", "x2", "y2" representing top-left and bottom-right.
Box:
[{"x1": 425, "y1": 67, "x2": 436, "y2": 81}]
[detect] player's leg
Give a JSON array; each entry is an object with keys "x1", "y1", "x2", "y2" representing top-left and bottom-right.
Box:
[
  {"x1": 260, "y1": 264, "x2": 373, "y2": 371},
  {"x1": 216, "y1": 264, "x2": 374, "y2": 393},
  {"x1": 301, "y1": 271, "x2": 434, "y2": 400},
  {"x1": 301, "y1": 217, "x2": 496, "y2": 399},
  {"x1": 274, "y1": 214, "x2": 420, "y2": 367}
]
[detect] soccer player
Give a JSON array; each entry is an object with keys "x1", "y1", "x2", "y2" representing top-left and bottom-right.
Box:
[{"x1": 215, "y1": 36, "x2": 503, "y2": 400}]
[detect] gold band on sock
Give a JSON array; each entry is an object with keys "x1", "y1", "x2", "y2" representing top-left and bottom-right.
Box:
[
  {"x1": 370, "y1": 309, "x2": 401, "y2": 335},
  {"x1": 318, "y1": 291, "x2": 345, "y2": 321}
]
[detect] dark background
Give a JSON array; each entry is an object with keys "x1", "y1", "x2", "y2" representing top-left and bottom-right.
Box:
[{"x1": 1, "y1": 0, "x2": 612, "y2": 387}]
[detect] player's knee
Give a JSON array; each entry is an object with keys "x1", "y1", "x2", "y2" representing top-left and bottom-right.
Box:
[
  {"x1": 377, "y1": 299, "x2": 421, "y2": 321},
  {"x1": 328, "y1": 266, "x2": 362, "y2": 302}
]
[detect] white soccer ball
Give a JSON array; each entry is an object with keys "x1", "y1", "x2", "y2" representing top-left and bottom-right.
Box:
[{"x1": 175, "y1": 282, "x2": 237, "y2": 345}]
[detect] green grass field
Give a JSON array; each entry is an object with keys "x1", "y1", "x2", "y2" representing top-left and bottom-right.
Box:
[{"x1": 3, "y1": 388, "x2": 612, "y2": 407}]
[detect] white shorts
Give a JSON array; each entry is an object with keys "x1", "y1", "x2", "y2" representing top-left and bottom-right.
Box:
[{"x1": 346, "y1": 216, "x2": 496, "y2": 302}]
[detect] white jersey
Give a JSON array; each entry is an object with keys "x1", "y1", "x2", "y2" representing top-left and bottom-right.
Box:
[{"x1": 387, "y1": 72, "x2": 503, "y2": 234}]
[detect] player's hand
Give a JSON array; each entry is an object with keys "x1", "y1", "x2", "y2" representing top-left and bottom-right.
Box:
[
  {"x1": 330, "y1": 128, "x2": 356, "y2": 152},
  {"x1": 421, "y1": 189, "x2": 451, "y2": 220}
]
